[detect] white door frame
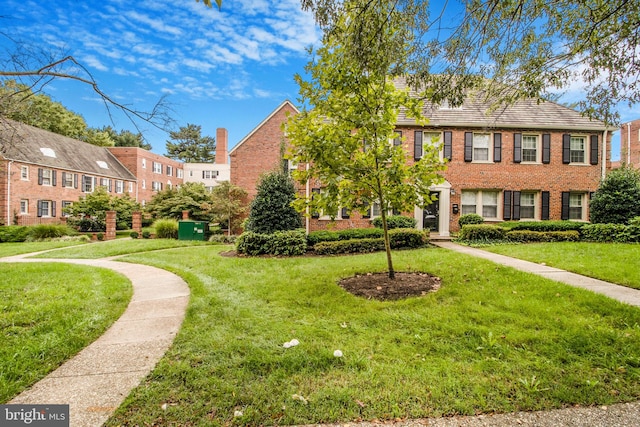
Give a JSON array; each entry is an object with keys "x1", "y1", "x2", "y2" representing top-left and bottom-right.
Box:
[{"x1": 414, "y1": 181, "x2": 451, "y2": 237}]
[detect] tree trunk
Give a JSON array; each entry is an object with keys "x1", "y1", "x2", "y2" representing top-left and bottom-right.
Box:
[{"x1": 376, "y1": 179, "x2": 395, "y2": 279}]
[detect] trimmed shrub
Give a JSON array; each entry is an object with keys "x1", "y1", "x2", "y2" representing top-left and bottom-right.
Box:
[
  {"x1": 629, "y1": 216, "x2": 640, "y2": 226},
  {"x1": 142, "y1": 231, "x2": 151, "y2": 239},
  {"x1": 245, "y1": 171, "x2": 303, "y2": 234},
  {"x1": 307, "y1": 230, "x2": 340, "y2": 246},
  {"x1": 502, "y1": 221, "x2": 585, "y2": 233},
  {"x1": 314, "y1": 238, "x2": 385, "y2": 255},
  {"x1": 130, "y1": 231, "x2": 139, "y2": 239},
  {"x1": 372, "y1": 215, "x2": 417, "y2": 229},
  {"x1": 620, "y1": 225, "x2": 640, "y2": 243},
  {"x1": 27, "y1": 224, "x2": 76, "y2": 241},
  {"x1": 590, "y1": 166, "x2": 640, "y2": 224},
  {"x1": 389, "y1": 228, "x2": 428, "y2": 248},
  {"x1": 458, "y1": 213, "x2": 484, "y2": 227},
  {"x1": 209, "y1": 234, "x2": 238, "y2": 244},
  {"x1": 0, "y1": 226, "x2": 31, "y2": 242},
  {"x1": 506, "y1": 230, "x2": 580, "y2": 243},
  {"x1": 458, "y1": 224, "x2": 506, "y2": 241},
  {"x1": 96, "y1": 232, "x2": 105, "y2": 241},
  {"x1": 581, "y1": 223, "x2": 640, "y2": 243},
  {"x1": 337, "y1": 228, "x2": 384, "y2": 240},
  {"x1": 153, "y1": 219, "x2": 179, "y2": 239},
  {"x1": 236, "y1": 230, "x2": 306, "y2": 256}
]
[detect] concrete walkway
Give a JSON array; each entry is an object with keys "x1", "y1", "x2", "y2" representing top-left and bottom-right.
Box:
[
  {"x1": 433, "y1": 241, "x2": 640, "y2": 307},
  {"x1": 1, "y1": 254, "x2": 190, "y2": 427}
]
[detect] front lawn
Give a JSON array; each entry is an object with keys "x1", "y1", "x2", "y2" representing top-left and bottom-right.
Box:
[
  {"x1": 0, "y1": 263, "x2": 132, "y2": 402},
  {"x1": 0, "y1": 240, "x2": 87, "y2": 258},
  {"x1": 102, "y1": 245, "x2": 640, "y2": 426},
  {"x1": 483, "y1": 242, "x2": 640, "y2": 290}
]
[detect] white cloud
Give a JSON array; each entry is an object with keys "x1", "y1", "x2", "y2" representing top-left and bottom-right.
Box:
[
  {"x1": 124, "y1": 10, "x2": 183, "y2": 37},
  {"x1": 82, "y1": 55, "x2": 109, "y2": 72}
]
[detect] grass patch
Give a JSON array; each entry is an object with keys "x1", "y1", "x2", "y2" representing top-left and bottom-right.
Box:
[
  {"x1": 31, "y1": 239, "x2": 214, "y2": 259},
  {"x1": 0, "y1": 240, "x2": 87, "y2": 258},
  {"x1": 103, "y1": 246, "x2": 640, "y2": 426},
  {"x1": 484, "y1": 242, "x2": 640, "y2": 290},
  {"x1": 0, "y1": 263, "x2": 132, "y2": 402}
]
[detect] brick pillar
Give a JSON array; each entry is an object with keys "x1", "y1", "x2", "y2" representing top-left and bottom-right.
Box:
[
  {"x1": 105, "y1": 211, "x2": 117, "y2": 241},
  {"x1": 132, "y1": 211, "x2": 142, "y2": 236},
  {"x1": 182, "y1": 210, "x2": 190, "y2": 220}
]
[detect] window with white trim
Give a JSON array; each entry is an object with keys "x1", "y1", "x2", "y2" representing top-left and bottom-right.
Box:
[
  {"x1": 570, "y1": 136, "x2": 586, "y2": 163},
  {"x1": 177, "y1": 169, "x2": 184, "y2": 178},
  {"x1": 61, "y1": 201, "x2": 72, "y2": 217},
  {"x1": 62, "y1": 172, "x2": 74, "y2": 188},
  {"x1": 37, "y1": 200, "x2": 54, "y2": 217},
  {"x1": 520, "y1": 192, "x2": 536, "y2": 219},
  {"x1": 461, "y1": 190, "x2": 499, "y2": 219},
  {"x1": 115, "y1": 180, "x2": 124, "y2": 193},
  {"x1": 522, "y1": 135, "x2": 539, "y2": 163},
  {"x1": 473, "y1": 133, "x2": 491, "y2": 161},
  {"x1": 424, "y1": 132, "x2": 443, "y2": 161},
  {"x1": 128, "y1": 182, "x2": 134, "y2": 193},
  {"x1": 21, "y1": 166, "x2": 29, "y2": 180},
  {"x1": 152, "y1": 181, "x2": 163, "y2": 191},
  {"x1": 20, "y1": 199, "x2": 28, "y2": 214},
  {"x1": 40, "y1": 169, "x2": 53, "y2": 186},
  {"x1": 202, "y1": 170, "x2": 219, "y2": 179},
  {"x1": 142, "y1": 179, "x2": 146, "y2": 190},
  {"x1": 82, "y1": 176, "x2": 94, "y2": 193},
  {"x1": 153, "y1": 161, "x2": 162, "y2": 173},
  {"x1": 141, "y1": 158, "x2": 146, "y2": 169},
  {"x1": 569, "y1": 193, "x2": 584, "y2": 220},
  {"x1": 166, "y1": 165, "x2": 173, "y2": 176}
]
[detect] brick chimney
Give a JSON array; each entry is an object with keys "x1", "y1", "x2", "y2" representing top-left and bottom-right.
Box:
[{"x1": 216, "y1": 128, "x2": 228, "y2": 165}]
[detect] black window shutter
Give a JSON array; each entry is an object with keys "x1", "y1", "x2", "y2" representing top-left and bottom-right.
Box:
[
  {"x1": 513, "y1": 133, "x2": 522, "y2": 163},
  {"x1": 561, "y1": 191, "x2": 570, "y2": 220},
  {"x1": 542, "y1": 134, "x2": 551, "y2": 164},
  {"x1": 37, "y1": 200, "x2": 43, "y2": 217},
  {"x1": 109, "y1": 179, "x2": 113, "y2": 192},
  {"x1": 512, "y1": 191, "x2": 521, "y2": 220},
  {"x1": 61, "y1": 172, "x2": 67, "y2": 187},
  {"x1": 394, "y1": 130, "x2": 403, "y2": 147},
  {"x1": 590, "y1": 135, "x2": 599, "y2": 165},
  {"x1": 444, "y1": 131, "x2": 452, "y2": 161},
  {"x1": 503, "y1": 191, "x2": 512, "y2": 220},
  {"x1": 493, "y1": 133, "x2": 502, "y2": 162},
  {"x1": 38, "y1": 168, "x2": 43, "y2": 185},
  {"x1": 74, "y1": 174, "x2": 78, "y2": 189},
  {"x1": 562, "y1": 134, "x2": 571, "y2": 164},
  {"x1": 414, "y1": 131, "x2": 423, "y2": 160},
  {"x1": 341, "y1": 207, "x2": 350, "y2": 219},
  {"x1": 51, "y1": 201, "x2": 56, "y2": 217},
  {"x1": 464, "y1": 132, "x2": 473, "y2": 162},
  {"x1": 50, "y1": 170, "x2": 56, "y2": 186},
  {"x1": 541, "y1": 191, "x2": 550, "y2": 220}
]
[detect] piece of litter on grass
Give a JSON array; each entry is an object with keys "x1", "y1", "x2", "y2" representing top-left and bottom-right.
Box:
[
  {"x1": 234, "y1": 410, "x2": 243, "y2": 417},
  {"x1": 283, "y1": 339, "x2": 300, "y2": 348},
  {"x1": 334, "y1": 349, "x2": 343, "y2": 358},
  {"x1": 161, "y1": 403, "x2": 168, "y2": 411},
  {"x1": 292, "y1": 394, "x2": 309, "y2": 405}
]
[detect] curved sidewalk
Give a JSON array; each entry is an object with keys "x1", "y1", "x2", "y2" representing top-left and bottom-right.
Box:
[
  {"x1": 433, "y1": 241, "x2": 640, "y2": 307},
  {"x1": 1, "y1": 254, "x2": 190, "y2": 427}
]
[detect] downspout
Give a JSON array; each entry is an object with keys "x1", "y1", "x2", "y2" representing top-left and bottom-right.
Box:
[
  {"x1": 601, "y1": 129, "x2": 608, "y2": 180},
  {"x1": 6, "y1": 161, "x2": 12, "y2": 225},
  {"x1": 628, "y1": 122, "x2": 632, "y2": 165}
]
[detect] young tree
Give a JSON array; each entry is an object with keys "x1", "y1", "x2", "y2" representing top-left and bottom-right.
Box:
[
  {"x1": 145, "y1": 182, "x2": 214, "y2": 221},
  {"x1": 208, "y1": 181, "x2": 248, "y2": 235},
  {"x1": 64, "y1": 187, "x2": 141, "y2": 231},
  {"x1": 287, "y1": 1, "x2": 446, "y2": 279},
  {"x1": 590, "y1": 166, "x2": 640, "y2": 224},
  {"x1": 165, "y1": 124, "x2": 216, "y2": 163},
  {"x1": 244, "y1": 171, "x2": 303, "y2": 234}
]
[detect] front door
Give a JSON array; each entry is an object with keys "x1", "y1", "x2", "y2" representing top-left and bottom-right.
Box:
[{"x1": 423, "y1": 192, "x2": 439, "y2": 231}]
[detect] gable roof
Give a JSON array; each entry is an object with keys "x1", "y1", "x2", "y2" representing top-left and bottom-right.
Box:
[
  {"x1": 394, "y1": 78, "x2": 608, "y2": 131},
  {"x1": 229, "y1": 100, "x2": 300, "y2": 156},
  {"x1": 0, "y1": 119, "x2": 137, "y2": 180}
]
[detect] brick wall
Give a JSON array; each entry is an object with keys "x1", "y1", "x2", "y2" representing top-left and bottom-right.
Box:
[
  {"x1": 620, "y1": 119, "x2": 640, "y2": 167},
  {"x1": 108, "y1": 147, "x2": 184, "y2": 205}
]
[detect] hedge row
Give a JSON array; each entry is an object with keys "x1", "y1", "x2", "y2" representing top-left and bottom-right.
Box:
[
  {"x1": 505, "y1": 230, "x2": 580, "y2": 243},
  {"x1": 0, "y1": 224, "x2": 78, "y2": 242},
  {"x1": 307, "y1": 228, "x2": 385, "y2": 246},
  {"x1": 500, "y1": 221, "x2": 585, "y2": 232},
  {"x1": 236, "y1": 229, "x2": 307, "y2": 256},
  {"x1": 314, "y1": 229, "x2": 427, "y2": 255},
  {"x1": 581, "y1": 223, "x2": 640, "y2": 243}
]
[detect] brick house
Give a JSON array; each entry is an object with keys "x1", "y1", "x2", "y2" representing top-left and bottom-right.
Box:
[
  {"x1": 1, "y1": 119, "x2": 137, "y2": 225},
  {"x1": 183, "y1": 128, "x2": 230, "y2": 190},
  {"x1": 107, "y1": 147, "x2": 184, "y2": 206},
  {"x1": 229, "y1": 92, "x2": 611, "y2": 237},
  {"x1": 620, "y1": 118, "x2": 640, "y2": 167}
]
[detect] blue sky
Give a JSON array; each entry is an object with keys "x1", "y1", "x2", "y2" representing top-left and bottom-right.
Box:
[{"x1": 1, "y1": 0, "x2": 634, "y2": 159}]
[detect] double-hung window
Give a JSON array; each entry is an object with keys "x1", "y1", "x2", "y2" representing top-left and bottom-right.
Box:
[
  {"x1": 570, "y1": 136, "x2": 586, "y2": 163},
  {"x1": 21, "y1": 166, "x2": 29, "y2": 180},
  {"x1": 461, "y1": 190, "x2": 499, "y2": 219},
  {"x1": 569, "y1": 193, "x2": 583, "y2": 220},
  {"x1": 153, "y1": 162, "x2": 162, "y2": 174},
  {"x1": 520, "y1": 192, "x2": 536, "y2": 219},
  {"x1": 37, "y1": 200, "x2": 55, "y2": 217},
  {"x1": 40, "y1": 169, "x2": 53, "y2": 186},
  {"x1": 20, "y1": 199, "x2": 28, "y2": 214},
  {"x1": 522, "y1": 135, "x2": 538, "y2": 162},
  {"x1": 473, "y1": 133, "x2": 490, "y2": 161},
  {"x1": 115, "y1": 180, "x2": 124, "y2": 194},
  {"x1": 82, "y1": 175, "x2": 94, "y2": 193}
]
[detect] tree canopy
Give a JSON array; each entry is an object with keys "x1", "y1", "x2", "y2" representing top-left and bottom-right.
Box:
[
  {"x1": 301, "y1": 0, "x2": 640, "y2": 125},
  {"x1": 165, "y1": 124, "x2": 216, "y2": 163},
  {"x1": 288, "y1": 0, "x2": 446, "y2": 278},
  {"x1": 145, "y1": 182, "x2": 214, "y2": 222}
]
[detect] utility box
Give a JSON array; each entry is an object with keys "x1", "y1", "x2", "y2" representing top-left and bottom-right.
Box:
[{"x1": 178, "y1": 220, "x2": 207, "y2": 241}]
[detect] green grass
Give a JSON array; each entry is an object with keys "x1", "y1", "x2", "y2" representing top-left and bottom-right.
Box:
[
  {"x1": 0, "y1": 240, "x2": 88, "y2": 258},
  {"x1": 98, "y1": 245, "x2": 640, "y2": 426},
  {"x1": 0, "y1": 263, "x2": 132, "y2": 402},
  {"x1": 30, "y1": 238, "x2": 214, "y2": 259},
  {"x1": 483, "y1": 242, "x2": 640, "y2": 289}
]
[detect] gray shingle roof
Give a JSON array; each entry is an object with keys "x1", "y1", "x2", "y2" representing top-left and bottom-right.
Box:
[
  {"x1": 394, "y1": 78, "x2": 608, "y2": 131},
  {"x1": 0, "y1": 119, "x2": 137, "y2": 180}
]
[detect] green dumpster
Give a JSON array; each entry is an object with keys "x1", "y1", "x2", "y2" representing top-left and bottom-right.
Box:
[{"x1": 178, "y1": 221, "x2": 208, "y2": 241}]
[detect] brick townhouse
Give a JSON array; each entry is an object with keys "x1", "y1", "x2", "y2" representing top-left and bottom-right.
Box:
[
  {"x1": 620, "y1": 118, "x2": 640, "y2": 168},
  {"x1": 230, "y1": 91, "x2": 611, "y2": 237},
  {"x1": 0, "y1": 119, "x2": 137, "y2": 225},
  {"x1": 183, "y1": 128, "x2": 231, "y2": 190},
  {"x1": 107, "y1": 147, "x2": 184, "y2": 206}
]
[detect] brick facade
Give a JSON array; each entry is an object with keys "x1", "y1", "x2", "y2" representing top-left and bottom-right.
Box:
[
  {"x1": 620, "y1": 119, "x2": 640, "y2": 167},
  {"x1": 229, "y1": 100, "x2": 611, "y2": 236},
  {"x1": 108, "y1": 147, "x2": 184, "y2": 206}
]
